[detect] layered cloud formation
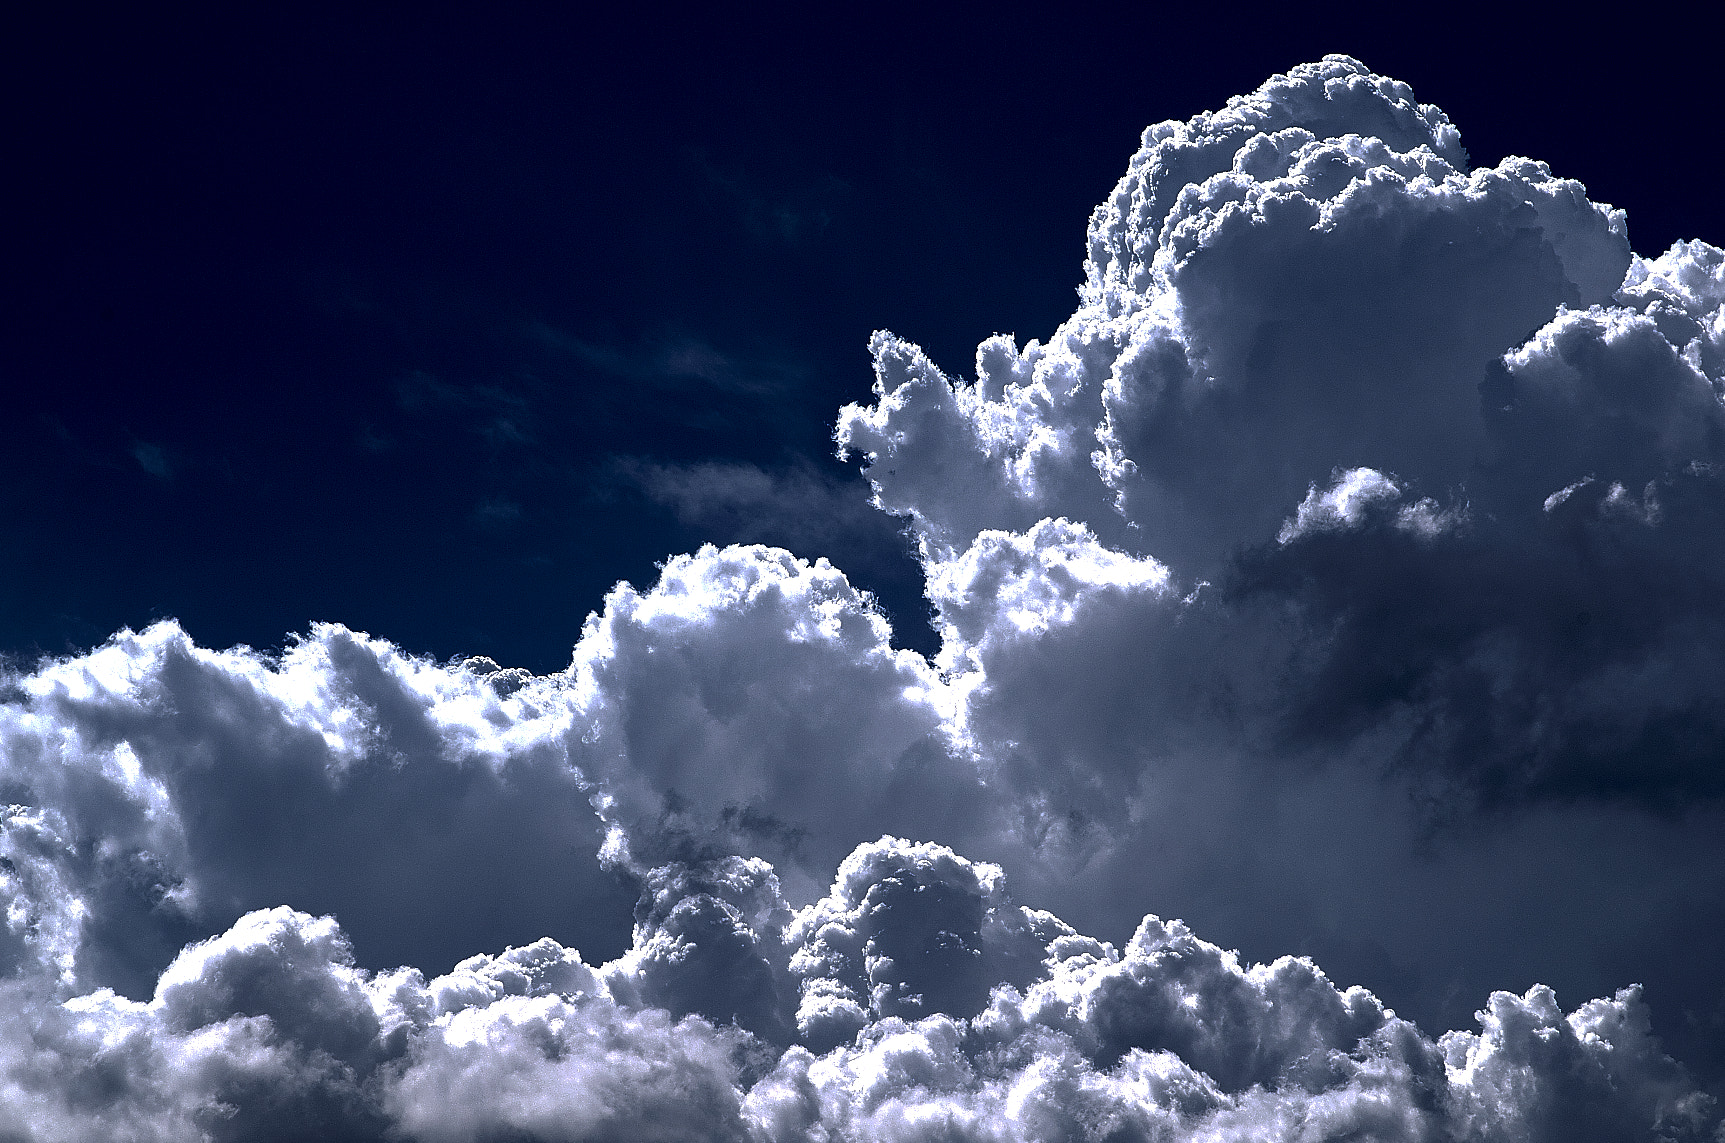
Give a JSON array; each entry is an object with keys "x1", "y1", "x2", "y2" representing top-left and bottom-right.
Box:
[
  {"x1": 3, "y1": 834, "x2": 1715, "y2": 1140},
  {"x1": 5, "y1": 56, "x2": 1725, "y2": 1139}
]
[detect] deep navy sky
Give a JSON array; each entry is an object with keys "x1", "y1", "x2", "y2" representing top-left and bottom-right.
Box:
[{"x1": 5, "y1": 7, "x2": 1721, "y2": 673}]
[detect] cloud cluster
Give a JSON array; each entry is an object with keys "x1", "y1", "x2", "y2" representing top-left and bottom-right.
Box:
[
  {"x1": 3, "y1": 838, "x2": 1716, "y2": 1140},
  {"x1": 839, "y1": 54, "x2": 1725, "y2": 816},
  {"x1": 5, "y1": 54, "x2": 1725, "y2": 1138},
  {"x1": 0, "y1": 622, "x2": 631, "y2": 992},
  {"x1": 836, "y1": 59, "x2": 1725, "y2": 1021},
  {"x1": 0, "y1": 546, "x2": 997, "y2": 1000},
  {"x1": 565, "y1": 544, "x2": 981, "y2": 891}
]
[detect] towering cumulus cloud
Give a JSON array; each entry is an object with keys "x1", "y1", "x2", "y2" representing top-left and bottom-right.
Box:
[{"x1": 4, "y1": 56, "x2": 1723, "y2": 1140}]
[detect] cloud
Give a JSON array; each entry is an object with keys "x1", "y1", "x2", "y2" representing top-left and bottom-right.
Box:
[
  {"x1": 384, "y1": 994, "x2": 753, "y2": 1143},
  {"x1": 7, "y1": 53, "x2": 1725, "y2": 1138},
  {"x1": 130, "y1": 442, "x2": 172, "y2": 481},
  {"x1": 564, "y1": 543, "x2": 988, "y2": 893},
  {"x1": 784, "y1": 838, "x2": 1072, "y2": 1052},
  {"x1": 0, "y1": 622, "x2": 634, "y2": 991},
  {"x1": 616, "y1": 456, "x2": 896, "y2": 554},
  {"x1": 830, "y1": 48, "x2": 1725, "y2": 1065},
  {"x1": 688, "y1": 147, "x2": 851, "y2": 245},
  {"x1": 531, "y1": 326, "x2": 800, "y2": 400},
  {"x1": 395, "y1": 370, "x2": 537, "y2": 448},
  {"x1": 6, "y1": 838, "x2": 1716, "y2": 1140},
  {"x1": 611, "y1": 455, "x2": 935, "y2": 646},
  {"x1": 838, "y1": 52, "x2": 1725, "y2": 881}
]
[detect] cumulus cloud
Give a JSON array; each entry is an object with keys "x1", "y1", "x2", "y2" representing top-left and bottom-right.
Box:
[
  {"x1": 0, "y1": 622, "x2": 634, "y2": 992},
  {"x1": 6, "y1": 838, "x2": 1716, "y2": 1140},
  {"x1": 836, "y1": 59, "x2": 1725, "y2": 1030},
  {"x1": 6, "y1": 53, "x2": 1725, "y2": 1139},
  {"x1": 564, "y1": 543, "x2": 988, "y2": 893},
  {"x1": 839, "y1": 55, "x2": 1725, "y2": 821}
]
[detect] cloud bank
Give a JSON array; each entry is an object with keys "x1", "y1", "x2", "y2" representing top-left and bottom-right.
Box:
[
  {"x1": 5, "y1": 56, "x2": 1724, "y2": 1139},
  {"x1": 2, "y1": 837, "x2": 1715, "y2": 1140}
]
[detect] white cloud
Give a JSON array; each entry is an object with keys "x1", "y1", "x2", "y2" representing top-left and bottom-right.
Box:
[
  {"x1": 1276, "y1": 468, "x2": 1402, "y2": 544},
  {"x1": 836, "y1": 48, "x2": 1725, "y2": 1082},
  {"x1": 0, "y1": 621, "x2": 626, "y2": 992},
  {"x1": 7, "y1": 839, "x2": 1715, "y2": 1140},
  {"x1": 564, "y1": 543, "x2": 998, "y2": 898},
  {"x1": 611, "y1": 456, "x2": 923, "y2": 605},
  {"x1": 385, "y1": 994, "x2": 753, "y2": 1143}
]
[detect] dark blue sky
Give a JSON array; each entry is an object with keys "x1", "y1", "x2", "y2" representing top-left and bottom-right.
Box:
[{"x1": 5, "y1": 7, "x2": 1720, "y2": 672}]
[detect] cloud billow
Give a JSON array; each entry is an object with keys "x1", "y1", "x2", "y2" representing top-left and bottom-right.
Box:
[
  {"x1": 2, "y1": 840, "x2": 1714, "y2": 1140},
  {"x1": 5, "y1": 54, "x2": 1725, "y2": 1139},
  {"x1": 841, "y1": 58, "x2": 1725, "y2": 831}
]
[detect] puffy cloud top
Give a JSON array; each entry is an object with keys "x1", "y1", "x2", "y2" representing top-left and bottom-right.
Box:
[
  {"x1": 7, "y1": 837, "x2": 1718, "y2": 1140},
  {"x1": 840, "y1": 52, "x2": 1725, "y2": 819}
]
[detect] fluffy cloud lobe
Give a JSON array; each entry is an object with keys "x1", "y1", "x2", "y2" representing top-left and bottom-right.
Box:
[
  {"x1": 3, "y1": 840, "x2": 1714, "y2": 1141},
  {"x1": 6, "y1": 55, "x2": 1725, "y2": 1140}
]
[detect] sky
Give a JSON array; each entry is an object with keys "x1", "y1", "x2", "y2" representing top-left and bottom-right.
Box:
[{"x1": 4, "y1": 8, "x2": 1725, "y2": 1142}]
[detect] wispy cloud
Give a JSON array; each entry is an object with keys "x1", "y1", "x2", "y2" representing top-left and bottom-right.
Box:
[
  {"x1": 395, "y1": 370, "x2": 537, "y2": 448},
  {"x1": 687, "y1": 146, "x2": 853, "y2": 245},
  {"x1": 129, "y1": 441, "x2": 172, "y2": 480},
  {"x1": 529, "y1": 325, "x2": 801, "y2": 399}
]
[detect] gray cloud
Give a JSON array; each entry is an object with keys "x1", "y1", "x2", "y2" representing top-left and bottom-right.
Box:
[
  {"x1": 616, "y1": 456, "x2": 902, "y2": 559},
  {"x1": 835, "y1": 51, "x2": 1725, "y2": 1079},
  {"x1": 839, "y1": 56, "x2": 1725, "y2": 825},
  {"x1": 6, "y1": 838, "x2": 1715, "y2": 1140},
  {"x1": 130, "y1": 442, "x2": 172, "y2": 481},
  {"x1": 565, "y1": 543, "x2": 988, "y2": 896},
  {"x1": 531, "y1": 326, "x2": 801, "y2": 400},
  {"x1": 0, "y1": 623, "x2": 633, "y2": 992},
  {"x1": 689, "y1": 147, "x2": 851, "y2": 245}
]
